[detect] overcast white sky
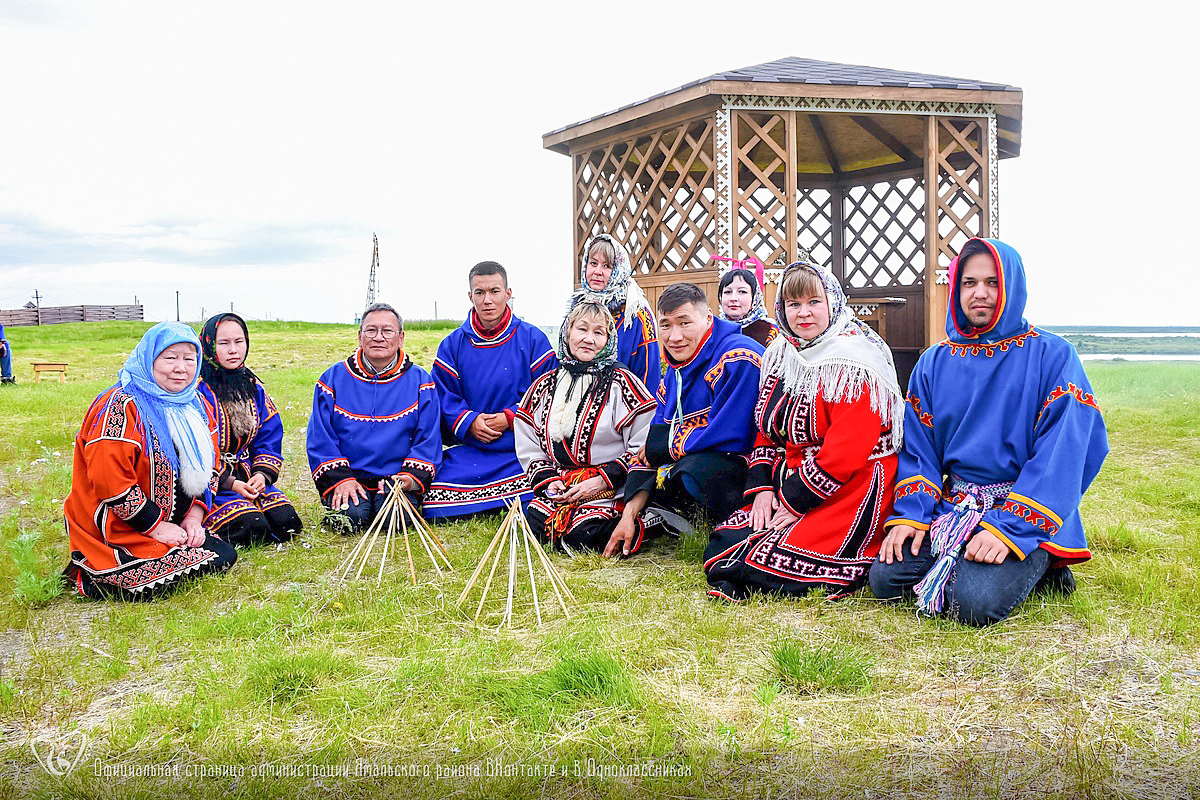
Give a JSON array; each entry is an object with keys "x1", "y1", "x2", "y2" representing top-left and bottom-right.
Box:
[{"x1": 1, "y1": 0, "x2": 1196, "y2": 327}]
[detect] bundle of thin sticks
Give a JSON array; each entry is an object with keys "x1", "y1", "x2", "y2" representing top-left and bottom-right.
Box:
[
  {"x1": 455, "y1": 498, "x2": 576, "y2": 628},
  {"x1": 334, "y1": 488, "x2": 453, "y2": 585}
]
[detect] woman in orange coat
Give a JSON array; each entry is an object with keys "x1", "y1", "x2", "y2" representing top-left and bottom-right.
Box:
[{"x1": 63, "y1": 322, "x2": 237, "y2": 600}]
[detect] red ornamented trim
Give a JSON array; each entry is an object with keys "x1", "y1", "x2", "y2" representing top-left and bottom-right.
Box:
[
  {"x1": 703, "y1": 348, "x2": 762, "y2": 387},
  {"x1": 669, "y1": 409, "x2": 710, "y2": 460},
  {"x1": 946, "y1": 326, "x2": 1038, "y2": 358},
  {"x1": 999, "y1": 498, "x2": 1060, "y2": 535},
  {"x1": 1039, "y1": 382, "x2": 1102, "y2": 423},
  {"x1": 895, "y1": 479, "x2": 939, "y2": 501},
  {"x1": 906, "y1": 392, "x2": 933, "y2": 429}
]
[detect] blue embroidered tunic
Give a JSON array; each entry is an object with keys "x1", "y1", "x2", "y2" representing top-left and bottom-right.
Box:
[
  {"x1": 198, "y1": 379, "x2": 295, "y2": 529},
  {"x1": 306, "y1": 350, "x2": 442, "y2": 501},
  {"x1": 612, "y1": 303, "x2": 661, "y2": 397},
  {"x1": 645, "y1": 317, "x2": 764, "y2": 463},
  {"x1": 886, "y1": 238, "x2": 1109, "y2": 565},
  {"x1": 426, "y1": 308, "x2": 557, "y2": 517}
]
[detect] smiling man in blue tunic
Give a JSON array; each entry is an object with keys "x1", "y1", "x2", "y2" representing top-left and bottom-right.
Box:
[
  {"x1": 869, "y1": 238, "x2": 1109, "y2": 626},
  {"x1": 307, "y1": 303, "x2": 442, "y2": 533},
  {"x1": 425, "y1": 261, "x2": 557, "y2": 519}
]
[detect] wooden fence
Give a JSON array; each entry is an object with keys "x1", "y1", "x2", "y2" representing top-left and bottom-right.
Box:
[{"x1": 0, "y1": 305, "x2": 144, "y2": 327}]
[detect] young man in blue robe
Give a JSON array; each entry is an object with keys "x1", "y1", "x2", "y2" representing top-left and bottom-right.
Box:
[
  {"x1": 608, "y1": 282, "x2": 763, "y2": 556},
  {"x1": 307, "y1": 303, "x2": 442, "y2": 532},
  {"x1": 425, "y1": 261, "x2": 557, "y2": 519},
  {"x1": 869, "y1": 238, "x2": 1109, "y2": 626}
]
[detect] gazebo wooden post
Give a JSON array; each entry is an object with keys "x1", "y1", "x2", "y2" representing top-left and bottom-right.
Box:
[{"x1": 923, "y1": 115, "x2": 947, "y2": 347}]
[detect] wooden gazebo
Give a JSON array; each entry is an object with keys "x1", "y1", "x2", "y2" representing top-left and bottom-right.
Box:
[{"x1": 543, "y1": 57, "x2": 1022, "y2": 378}]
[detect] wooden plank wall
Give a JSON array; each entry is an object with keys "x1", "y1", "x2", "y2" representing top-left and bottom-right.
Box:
[
  {"x1": 634, "y1": 268, "x2": 720, "y2": 316},
  {"x1": 0, "y1": 305, "x2": 144, "y2": 327}
]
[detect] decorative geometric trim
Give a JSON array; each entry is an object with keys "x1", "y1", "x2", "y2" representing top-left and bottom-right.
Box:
[
  {"x1": 703, "y1": 348, "x2": 762, "y2": 387},
  {"x1": 715, "y1": 104, "x2": 733, "y2": 257},
  {"x1": 895, "y1": 475, "x2": 939, "y2": 501},
  {"x1": 988, "y1": 113, "x2": 1000, "y2": 237},
  {"x1": 944, "y1": 326, "x2": 1038, "y2": 358},
  {"x1": 1039, "y1": 382, "x2": 1102, "y2": 423},
  {"x1": 722, "y1": 95, "x2": 997, "y2": 119},
  {"x1": 906, "y1": 392, "x2": 934, "y2": 428},
  {"x1": 999, "y1": 495, "x2": 1061, "y2": 536}
]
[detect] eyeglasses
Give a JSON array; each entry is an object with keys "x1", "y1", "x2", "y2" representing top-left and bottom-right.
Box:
[{"x1": 362, "y1": 327, "x2": 399, "y2": 339}]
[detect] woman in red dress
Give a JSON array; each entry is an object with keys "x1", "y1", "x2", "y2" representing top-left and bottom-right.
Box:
[
  {"x1": 704, "y1": 260, "x2": 904, "y2": 601},
  {"x1": 63, "y1": 322, "x2": 237, "y2": 600}
]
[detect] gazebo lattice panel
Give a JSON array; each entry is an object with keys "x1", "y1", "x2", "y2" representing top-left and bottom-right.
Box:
[
  {"x1": 732, "y1": 111, "x2": 791, "y2": 267},
  {"x1": 572, "y1": 117, "x2": 718, "y2": 279},
  {"x1": 796, "y1": 187, "x2": 834, "y2": 271},
  {"x1": 842, "y1": 177, "x2": 926, "y2": 289}
]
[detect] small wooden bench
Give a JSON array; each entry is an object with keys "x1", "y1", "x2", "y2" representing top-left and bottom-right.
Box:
[{"x1": 31, "y1": 361, "x2": 69, "y2": 383}]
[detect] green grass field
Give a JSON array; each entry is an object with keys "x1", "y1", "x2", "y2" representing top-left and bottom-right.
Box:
[{"x1": 1, "y1": 321, "x2": 1198, "y2": 799}]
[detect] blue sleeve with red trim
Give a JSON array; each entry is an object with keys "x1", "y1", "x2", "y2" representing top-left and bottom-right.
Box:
[
  {"x1": 619, "y1": 307, "x2": 660, "y2": 397},
  {"x1": 431, "y1": 333, "x2": 479, "y2": 443},
  {"x1": 305, "y1": 369, "x2": 354, "y2": 499},
  {"x1": 672, "y1": 346, "x2": 762, "y2": 458},
  {"x1": 886, "y1": 360, "x2": 944, "y2": 531},
  {"x1": 395, "y1": 378, "x2": 443, "y2": 492},
  {"x1": 512, "y1": 326, "x2": 556, "y2": 416},
  {"x1": 979, "y1": 351, "x2": 1108, "y2": 561},
  {"x1": 248, "y1": 382, "x2": 286, "y2": 485}
]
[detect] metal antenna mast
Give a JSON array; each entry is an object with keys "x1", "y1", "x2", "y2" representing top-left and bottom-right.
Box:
[{"x1": 364, "y1": 233, "x2": 380, "y2": 309}]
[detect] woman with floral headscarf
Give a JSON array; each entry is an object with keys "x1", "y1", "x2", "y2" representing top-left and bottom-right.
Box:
[
  {"x1": 718, "y1": 268, "x2": 778, "y2": 348},
  {"x1": 197, "y1": 313, "x2": 303, "y2": 546},
  {"x1": 63, "y1": 322, "x2": 237, "y2": 600},
  {"x1": 514, "y1": 301, "x2": 660, "y2": 554},
  {"x1": 571, "y1": 233, "x2": 660, "y2": 394},
  {"x1": 702, "y1": 260, "x2": 904, "y2": 602}
]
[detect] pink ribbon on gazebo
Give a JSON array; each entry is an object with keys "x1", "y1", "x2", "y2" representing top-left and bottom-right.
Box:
[{"x1": 708, "y1": 255, "x2": 766, "y2": 290}]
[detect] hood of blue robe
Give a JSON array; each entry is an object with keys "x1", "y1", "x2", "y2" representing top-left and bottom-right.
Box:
[{"x1": 946, "y1": 237, "x2": 1029, "y2": 344}]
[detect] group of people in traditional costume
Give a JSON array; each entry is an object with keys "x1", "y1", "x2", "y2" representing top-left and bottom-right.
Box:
[{"x1": 61, "y1": 233, "x2": 1109, "y2": 627}]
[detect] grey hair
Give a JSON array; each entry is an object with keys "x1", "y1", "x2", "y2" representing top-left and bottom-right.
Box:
[{"x1": 360, "y1": 303, "x2": 403, "y2": 331}]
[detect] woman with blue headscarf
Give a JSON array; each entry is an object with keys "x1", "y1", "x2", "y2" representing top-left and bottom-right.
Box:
[{"x1": 63, "y1": 322, "x2": 237, "y2": 600}]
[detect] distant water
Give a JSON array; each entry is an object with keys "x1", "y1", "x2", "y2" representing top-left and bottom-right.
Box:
[
  {"x1": 1061, "y1": 332, "x2": 1200, "y2": 339},
  {"x1": 1080, "y1": 354, "x2": 1200, "y2": 362}
]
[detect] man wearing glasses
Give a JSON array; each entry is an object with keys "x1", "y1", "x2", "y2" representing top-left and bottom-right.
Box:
[{"x1": 306, "y1": 302, "x2": 442, "y2": 532}]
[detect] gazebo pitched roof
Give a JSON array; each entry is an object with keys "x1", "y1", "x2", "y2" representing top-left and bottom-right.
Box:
[
  {"x1": 688, "y1": 57, "x2": 1018, "y2": 92},
  {"x1": 543, "y1": 57, "x2": 1022, "y2": 156}
]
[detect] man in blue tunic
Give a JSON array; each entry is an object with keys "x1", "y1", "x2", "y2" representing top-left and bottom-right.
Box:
[
  {"x1": 869, "y1": 238, "x2": 1109, "y2": 626},
  {"x1": 608, "y1": 282, "x2": 763, "y2": 556},
  {"x1": 425, "y1": 261, "x2": 557, "y2": 519},
  {"x1": 307, "y1": 303, "x2": 442, "y2": 532},
  {"x1": 0, "y1": 321, "x2": 14, "y2": 384}
]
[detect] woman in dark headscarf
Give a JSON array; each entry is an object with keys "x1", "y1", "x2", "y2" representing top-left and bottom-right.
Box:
[
  {"x1": 570, "y1": 233, "x2": 660, "y2": 394},
  {"x1": 514, "y1": 301, "x2": 660, "y2": 554},
  {"x1": 197, "y1": 313, "x2": 302, "y2": 546},
  {"x1": 718, "y1": 268, "x2": 778, "y2": 348},
  {"x1": 63, "y1": 322, "x2": 237, "y2": 600}
]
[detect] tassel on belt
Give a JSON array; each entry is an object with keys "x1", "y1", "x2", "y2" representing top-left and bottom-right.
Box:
[
  {"x1": 913, "y1": 477, "x2": 1015, "y2": 614},
  {"x1": 546, "y1": 467, "x2": 615, "y2": 544}
]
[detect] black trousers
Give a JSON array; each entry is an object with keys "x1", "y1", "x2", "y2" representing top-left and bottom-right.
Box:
[{"x1": 625, "y1": 453, "x2": 748, "y2": 528}]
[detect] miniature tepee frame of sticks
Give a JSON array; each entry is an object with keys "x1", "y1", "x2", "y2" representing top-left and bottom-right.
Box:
[
  {"x1": 456, "y1": 498, "x2": 576, "y2": 627},
  {"x1": 335, "y1": 488, "x2": 453, "y2": 585}
]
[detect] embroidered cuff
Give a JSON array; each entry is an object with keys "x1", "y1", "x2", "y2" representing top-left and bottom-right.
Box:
[
  {"x1": 110, "y1": 486, "x2": 162, "y2": 534},
  {"x1": 251, "y1": 454, "x2": 283, "y2": 485},
  {"x1": 398, "y1": 458, "x2": 436, "y2": 492}
]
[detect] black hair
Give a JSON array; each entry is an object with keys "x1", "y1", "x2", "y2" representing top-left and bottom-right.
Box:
[
  {"x1": 657, "y1": 282, "x2": 708, "y2": 315},
  {"x1": 718, "y1": 268, "x2": 759, "y2": 298},
  {"x1": 956, "y1": 240, "x2": 993, "y2": 280},
  {"x1": 468, "y1": 261, "x2": 508, "y2": 288}
]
